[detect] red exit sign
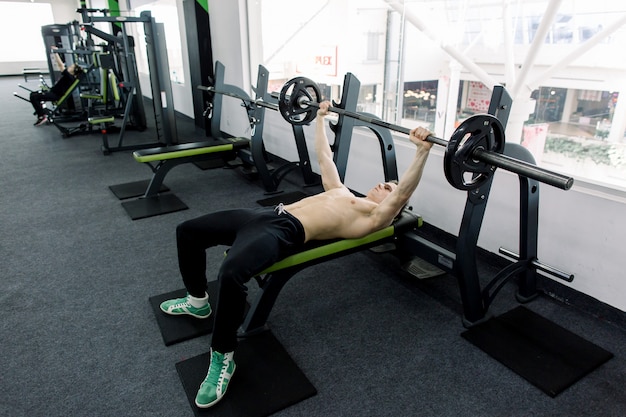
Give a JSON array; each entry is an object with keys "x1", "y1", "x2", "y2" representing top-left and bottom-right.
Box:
[
  {"x1": 315, "y1": 55, "x2": 333, "y2": 66},
  {"x1": 297, "y1": 46, "x2": 337, "y2": 76}
]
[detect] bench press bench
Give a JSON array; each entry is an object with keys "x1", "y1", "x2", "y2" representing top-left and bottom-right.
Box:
[
  {"x1": 240, "y1": 209, "x2": 423, "y2": 335},
  {"x1": 150, "y1": 208, "x2": 422, "y2": 344},
  {"x1": 109, "y1": 60, "x2": 261, "y2": 220},
  {"x1": 113, "y1": 137, "x2": 250, "y2": 220}
]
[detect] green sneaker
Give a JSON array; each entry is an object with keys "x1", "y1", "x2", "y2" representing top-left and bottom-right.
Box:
[
  {"x1": 195, "y1": 350, "x2": 236, "y2": 408},
  {"x1": 159, "y1": 294, "x2": 211, "y2": 319}
]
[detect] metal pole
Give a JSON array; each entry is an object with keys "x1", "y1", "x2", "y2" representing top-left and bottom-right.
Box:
[
  {"x1": 385, "y1": 0, "x2": 498, "y2": 90},
  {"x1": 511, "y1": 0, "x2": 564, "y2": 98}
]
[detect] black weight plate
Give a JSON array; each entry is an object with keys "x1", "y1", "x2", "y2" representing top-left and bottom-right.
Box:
[
  {"x1": 278, "y1": 77, "x2": 321, "y2": 125},
  {"x1": 443, "y1": 114, "x2": 505, "y2": 191}
]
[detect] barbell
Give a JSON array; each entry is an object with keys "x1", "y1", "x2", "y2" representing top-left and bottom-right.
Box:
[
  {"x1": 200, "y1": 78, "x2": 574, "y2": 191},
  {"x1": 278, "y1": 77, "x2": 573, "y2": 191}
]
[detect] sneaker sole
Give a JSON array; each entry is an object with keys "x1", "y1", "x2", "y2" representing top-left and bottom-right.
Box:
[
  {"x1": 160, "y1": 307, "x2": 211, "y2": 319},
  {"x1": 194, "y1": 364, "x2": 236, "y2": 408}
]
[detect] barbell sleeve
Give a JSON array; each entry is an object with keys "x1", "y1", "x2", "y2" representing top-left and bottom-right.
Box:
[
  {"x1": 252, "y1": 99, "x2": 279, "y2": 112},
  {"x1": 473, "y1": 148, "x2": 574, "y2": 190}
]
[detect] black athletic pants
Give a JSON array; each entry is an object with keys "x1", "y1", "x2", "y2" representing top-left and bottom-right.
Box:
[
  {"x1": 29, "y1": 90, "x2": 60, "y2": 117},
  {"x1": 176, "y1": 207, "x2": 306, "y2": 353}
]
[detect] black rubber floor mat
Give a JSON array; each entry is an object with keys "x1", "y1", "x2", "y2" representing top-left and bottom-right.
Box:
[
  {"x1": 149, "y1": 283, "x2": 218, "y2": 346},
  {"x1": 109, "y1": 180, "x2": 169, "y2": 200},
  {"x1": 462, "y1": 306, "x2": 613, "y2": 397},
  {"x1": 121, "y1": 193, "x2": 188, "y2": 220},
  {"x1": 176, "y1": 331, "x2": 317, "y2": 417}
]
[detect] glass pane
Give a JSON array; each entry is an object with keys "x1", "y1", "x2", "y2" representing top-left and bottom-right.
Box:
[
  {"x1": 0, "y1": 2, "x2": 54, "y2": 61},
  {"x1": 133, "y1": 0, "x2": 184, "y2": 84},
  {"x1": 402, "y1": 80, "x2": 438, "y2": 130},
  {"x1": 259, "y1": 0, "x2": 388, "y2": 115},
  {"x1": 524, "y1": 87, "x2": 625, "y2": 189}
]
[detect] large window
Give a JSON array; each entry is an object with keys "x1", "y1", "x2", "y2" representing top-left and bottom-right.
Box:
[
  {"x1": 250, "y1": 0, "x2": 626, "y2": 191},
  {"x1": 402, "y1": 80, "x2": 438, "y2": 129},
  {"x1": 132, "y1": 0, "x2": 185, "y2": 84},
  {"x1": 525, "y1": 87, "x2": 624, "y2": 186},
  {"x1": 0, "y1": 2, "x2": 54, "y2": 62}
]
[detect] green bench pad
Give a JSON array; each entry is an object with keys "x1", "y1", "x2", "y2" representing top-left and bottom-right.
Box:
[
  {"x1": 261, "y1": 211, "x2": 423, "y2": 274},
  {"x1": 88, "y1": 116, "x2": 115, "y2": 124},
  {"x1": 133, "y1": 137, "x2": 250, "y2": 163},
  {"x1": 81, "y1": 93, "x2": 105, "y2": 100},
  {"x1": 53, "y1": 78, "x2": 81, "y2": 107}
]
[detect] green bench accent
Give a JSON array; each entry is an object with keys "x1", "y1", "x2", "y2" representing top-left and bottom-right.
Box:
[
  {"x1": 113, "y1": 137, "x2": 251, "y2": 220},
  {"x1": 81, "y1": 93, "x2": 104, "y2": 100},
  {"x1": 132, "y1": 138, "x2": 248, "y2": 163},
  {"x1": 80, "y1": 67, "x2": 121, "y2": 107},
  {"x1": 262, "y1": 224, "x2": 410, "y2": 274},
  {"x1": 52, "y1": 78, "x2": 81, "y2": 109},
  {"x1": 240, "y1": 210, "x2": 423, "y2": 336},
  {"x1": 88, "y1": 116, "x2": 115, "y2": 124}
]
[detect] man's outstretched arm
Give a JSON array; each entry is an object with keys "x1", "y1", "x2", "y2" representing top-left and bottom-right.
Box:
[
  {"x1": 50, "y1": 46, "x2": 66, "y2": 72},
  {"x1": 314, "y1": 102, "x2": 344, "y2": 191},
  {"x1": 371, "y1": 127, "x2": 433, "y2": 227}
]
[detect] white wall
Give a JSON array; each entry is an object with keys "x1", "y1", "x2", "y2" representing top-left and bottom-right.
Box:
[{"x1": 207, "y1": 0, "x2": 253, "y2": 137}]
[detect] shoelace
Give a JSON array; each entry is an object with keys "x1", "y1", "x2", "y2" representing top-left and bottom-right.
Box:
[
  {"x1": 206, "y1": 353, "x2": 226, "y2": 385},
  {"x1": 275, "y1": 203, "x2": 286, "y2": 215},
  {"x1": 172, "y1": 300, "x2": 192, "y2": 310}
]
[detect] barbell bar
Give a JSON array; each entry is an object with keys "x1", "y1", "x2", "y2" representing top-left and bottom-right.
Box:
[
  {"x1": 198, "y1": 85, "x2": 280, "y2": 112},
  {"x1": 198, "y1": 79, "x2": 574, "y2": 191},
  {"x1": 278, "y1": 77, "x2": 574, "y2": 191}
]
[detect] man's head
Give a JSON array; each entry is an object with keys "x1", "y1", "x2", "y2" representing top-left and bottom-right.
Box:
[
  {"x1": 68, "y1": 64, "x2": 83, "y2": 76},
  {"x1": 366, "y1": 180, "x2": 398, "y2": 203}
]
